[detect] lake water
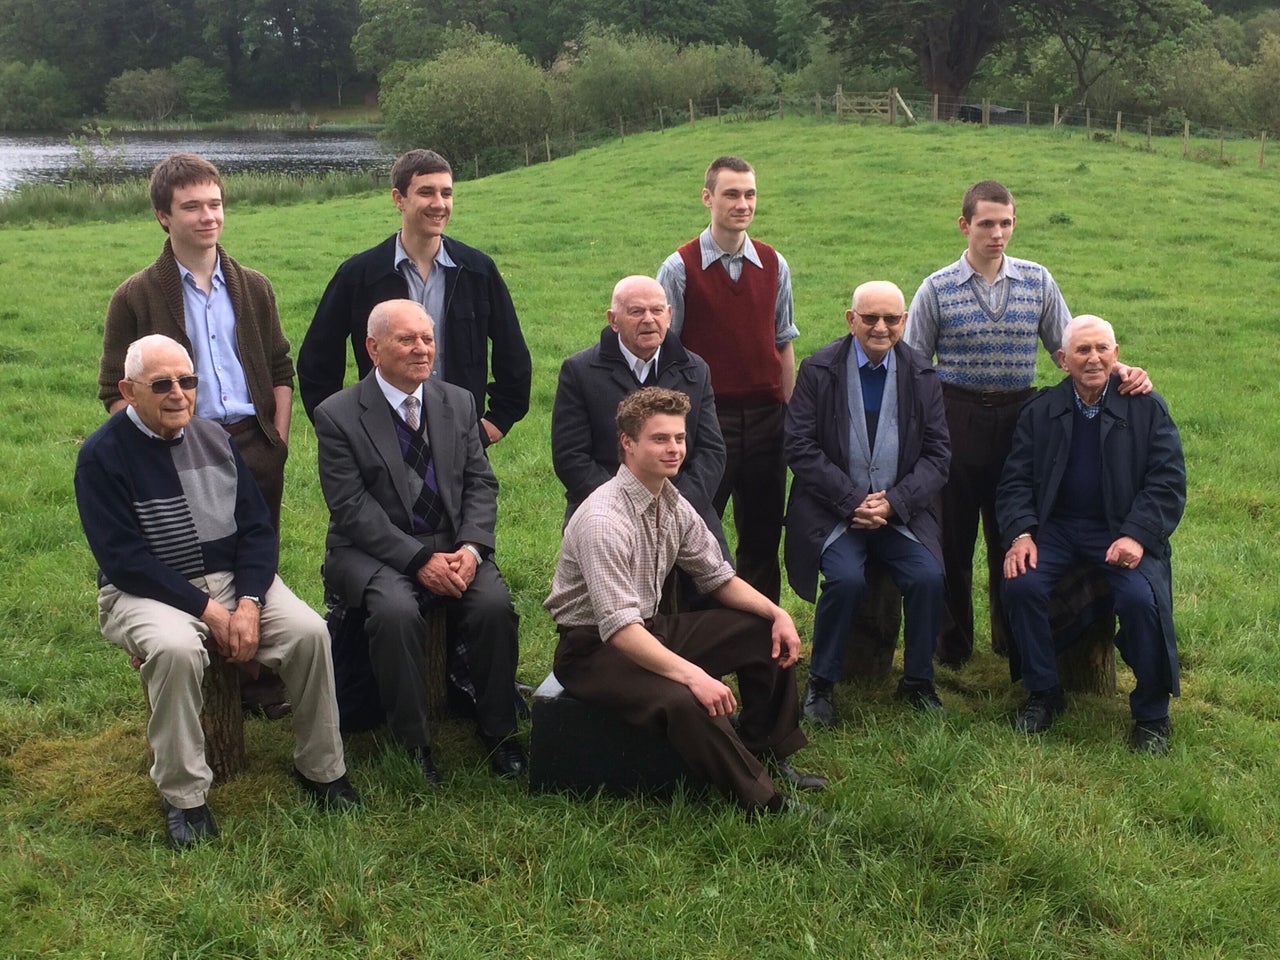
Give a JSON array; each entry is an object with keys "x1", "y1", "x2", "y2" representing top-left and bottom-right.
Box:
[{"x1": 0, "y1": 130, "x2": 394, "y2": 194}]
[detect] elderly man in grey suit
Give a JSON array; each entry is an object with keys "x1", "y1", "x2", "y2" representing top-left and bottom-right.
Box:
[
  {"x1": 551, "y1": 275, "x2": 726, "y2": 551},
  {"x1": 785, "y1": 281, "x2": 951, "y2": 724},
  {"x1": 314, "y1": 299, "x2": 525, "y2": 785}
]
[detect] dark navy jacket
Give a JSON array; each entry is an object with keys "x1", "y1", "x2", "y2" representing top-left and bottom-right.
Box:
[{"x1": 298, "y1": 233, "x2": 531, "y2": 439}]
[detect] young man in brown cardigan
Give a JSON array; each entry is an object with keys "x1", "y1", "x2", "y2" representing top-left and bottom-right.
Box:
[{"x1": 97, "y1": 153, "x2": 297, "y2": 716}]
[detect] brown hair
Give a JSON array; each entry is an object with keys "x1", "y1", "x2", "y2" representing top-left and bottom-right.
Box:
[
  {"x1": 704, "y1": 155, "x2": 754, "y2": 192},
  {"x1": 149, "y1": 153, "x2": 222, "y2": 219},
  {"x1": 616, "y1": 387, "x2": 691, "y2": 443},
  {"x1": 961, "y1": 180, "x2": 1015, "y2": 221},
  {"x1": 391, "y1": 149, "x2": 453, "y2": 194}
]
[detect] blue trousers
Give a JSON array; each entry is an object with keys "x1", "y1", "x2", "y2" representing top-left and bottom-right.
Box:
[
  {"x1": 810, "y1": 526, "x2": 944, "y2": 685},
  {"x1": 1001, "y1": 517, "x2": 1170, "y2": 722}
]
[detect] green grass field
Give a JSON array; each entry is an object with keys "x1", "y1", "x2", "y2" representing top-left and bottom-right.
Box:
[{"x1": 2, "y1": 117, "x2": 1278, "y2": 958}]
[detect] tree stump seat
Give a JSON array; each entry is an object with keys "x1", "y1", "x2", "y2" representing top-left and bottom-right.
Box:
[
  {"x1": 133, "y1": 641, "x2": 246, "y2": 785},
  {"x1": 839, "y1": 560, "x2": 1117, "y2": 693},
  {"x1": 325, "y1": 587, "x2": 449, "y2": 733}
]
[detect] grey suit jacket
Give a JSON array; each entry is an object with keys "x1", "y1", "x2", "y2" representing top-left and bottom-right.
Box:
[{"x1": 315, "y1": 372, "x2": 499, "y2": 603}]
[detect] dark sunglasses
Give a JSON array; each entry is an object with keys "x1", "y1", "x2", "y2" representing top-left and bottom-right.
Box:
[{"x1": 132, "y1": 375, "x2": 200, "y2": 394}]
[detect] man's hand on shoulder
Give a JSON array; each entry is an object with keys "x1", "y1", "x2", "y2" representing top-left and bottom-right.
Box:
[{"x1": 1115, "y1": 363, "x2": 1152, "y2": 396}]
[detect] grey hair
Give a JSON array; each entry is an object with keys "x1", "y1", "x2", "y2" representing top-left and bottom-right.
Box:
[
  {"x1": 123, "y1": 335, "x2": 193, "y2": 380},
  {"x1": 368, "y1": 299, "x2": 433, "y2": 340},
  {"x1": 1064, "y1": 314, "x2": 1117, "y2": 350},
  {"x1": 850, "y1": 280, "x2": 905, "y2": 313}
]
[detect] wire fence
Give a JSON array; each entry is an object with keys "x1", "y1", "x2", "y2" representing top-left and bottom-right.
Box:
[{"x1": 446, "y1": 87, "x2": 1273, "y2": 182}]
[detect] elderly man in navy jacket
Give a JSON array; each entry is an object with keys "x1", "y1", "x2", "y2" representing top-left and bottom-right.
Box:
[
  {"x1": 998, "y1": 314, "x2": 1186, "y2": 752},
  {"x1": 298, "y1": 149, "x2": 531, "y2": 445},
  {"x1": 785, "y1": 281, "x2": 951, "y2": 724}
]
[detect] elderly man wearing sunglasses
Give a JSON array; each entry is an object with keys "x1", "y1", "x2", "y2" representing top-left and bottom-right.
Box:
[{"x1": 76, "y1": 334, "x2": 356, "y2": 850}]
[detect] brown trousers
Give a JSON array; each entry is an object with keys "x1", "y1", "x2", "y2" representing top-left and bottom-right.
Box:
[{"x1": 554, "y1": 608, "x2": 806, "y2": 811}]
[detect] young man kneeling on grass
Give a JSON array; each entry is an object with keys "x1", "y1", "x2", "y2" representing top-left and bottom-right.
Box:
[
  {"x1": 544, "y1": 387, "x2": 827, "y2": 815},
  {"x1": 998, "y1": 315, "x2": 1186, "y2": 753},
  {"x1": 76, "y1": 335, "x2": 357, "y2": 850}
]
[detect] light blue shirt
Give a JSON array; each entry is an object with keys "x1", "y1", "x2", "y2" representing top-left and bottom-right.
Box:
[
  {"x1": 178, "y1": 256, "x2": 254, "y2": 424},
  {"x1": 395, "y1": 233, "x2": 456, "y2": 381}
]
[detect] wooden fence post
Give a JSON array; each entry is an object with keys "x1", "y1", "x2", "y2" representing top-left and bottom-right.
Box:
[
  {"x1": 688, "y1": 99, "x2": 695, "y2": 124},
  {"x1": 1025, "y1": 101, "x2": 1030, "y2": 126},
  {"x1": 888, "y1": 88, "x2": 896, "y2": 125},
  {"x1": 1183, "y1": 119, "x2": 1189, "y2": 156},
  {"x1": 716, "y1": 97, "x2": 722, "y2": 120},
  {"x1": 982, "y1": 98, "x2": 990, "y2": 127},
  {"x1": 1053, "y1": 103, "x2": 1060, "y2": 129},
  {"x1": 1261, "y1": 131, "x2": 1267, "y2": 168},
  {"x1": 835, "y1": 84, "x2": 843, "y2": 122},
  {"x1": 1146, "y1": 118, "x2": 1152, "y2": 150},
  {"x1": 779, "y1": 95, "x2": 784, "y2": 121},
  {"x1": 931, "y1": 93, "x2": 939, "y2": 122},
  {"x1": 1115, "y1": 112, "x2": 1122, "y2": 144},
  {"x1": 570, "y1": 129, "x2": 576, "y2": 154},
  {"x1": 1220, "y1": 130, "x2": 1226, "y2": 163},
  {"x1": 473, "y1": 155, "x2": 479, "y2": 179},
  {"x1": 1086, "y1": 108, "x2": 1091, "y2": 134},
  {"x1": 815, "y1": 92, "x2": 822, "y2": 118},
  {"x1": 524, "y1": 142, "x2": 530, "y2": 166},
  {"x1": 657, "y1": 105, "x2": 664, "y2": 131},
  {"x1": 618, "y1": 114, "x2": 625, "y2": 139},
  {"x1": 545, "y1": 132, "x2": 551, "y2": 162}
]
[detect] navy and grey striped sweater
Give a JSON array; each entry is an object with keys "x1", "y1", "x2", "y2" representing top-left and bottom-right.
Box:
[{"x1": 75, "y1": 411, "x2": 276, "y2": 617}]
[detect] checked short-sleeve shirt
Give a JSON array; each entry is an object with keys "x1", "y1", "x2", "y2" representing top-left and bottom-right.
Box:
[{"x1": 544, "y1": 466, "x2": 734, "y2": 640}]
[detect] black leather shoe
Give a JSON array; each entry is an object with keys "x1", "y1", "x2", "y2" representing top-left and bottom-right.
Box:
[
  {"x1": 293, "y1": 767, "x2": 360, "y2": 811},
  {"x1": 1129, "y1": 718, "x2": 1171, "y2": 755},
  {"x1": 770, "y1": 758, "x2": 829, "y2": 791},
  {"x1": 1014, "y1": 688, "x2": 1067, "y2": 734},
  {"x1": 409, "y1": 746, "x2": 444, "y2": 788},
  {"x1": 162, "y1": 800, "x2": 218, "y2": 850},
  {"x1": 896, "y1": 679, "x2": 944, "y2": 712},
  {"x1": 802, "y1": 677, "x2": 836, "y2": 728},
  {"x1": 487, "y1": 738, "x2": 528, "y2": 778}
]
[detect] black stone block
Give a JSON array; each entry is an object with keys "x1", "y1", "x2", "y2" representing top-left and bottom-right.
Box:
[{"x1": 528, "y1": 673, "x2": 698, "y2": 798}]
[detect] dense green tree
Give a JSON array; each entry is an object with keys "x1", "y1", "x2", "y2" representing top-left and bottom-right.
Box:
[
  {"x1": 0, "y1": 0, "x2": 203, "y2": 108},
  {"x1": 105, "y1": 68, "x2": 181, "y2": 121},
  {"x1": 817, "y1": 0, "x2": 1208, "y2": 115},
  {"x1": 380, "y1": 32, "x2": 553, "y2": 158},
  {"x1": 172, "y1": 58, "x2": 232, "y2": 119},
  {"x1": 0, "y1": 60, "x2": 80, "y2": 129}
]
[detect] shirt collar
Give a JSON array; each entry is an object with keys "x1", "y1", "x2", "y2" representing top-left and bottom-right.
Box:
[
  {"x1": 1072, "y1": 378, "x2": 1110, "y2": 419},
  {"x1": 615, "y1": 463, "x2": 677, "y2": 514},
  {"x1": 175, "y1": 254, "x2": 225, "y2": 289},
  {"x1": 394, "y1": 233, "x2": 456, "y2": 271},
  {"x1": 374, "y1": 368, "x2": 423, "y2": 413},
  {"x1": 853, "y1": 337, "x2": 895, "y2": 372},
  {"x1": 956, "y1": 251, "x2": 1022, "y2": 285},
  {"x1": 617, "y1": 339, "x2": 660, "y2": 378},
  {"x1": 698, "y1": 226, "x2": 761, "y2": 271},
  {"x1": 125, "y1": 404, "x2": 183, "y2": 440}
]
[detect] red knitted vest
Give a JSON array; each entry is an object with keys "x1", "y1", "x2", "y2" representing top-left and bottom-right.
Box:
[{"x1": 677, "y1": 238, "x2": 783, "y2": 406}]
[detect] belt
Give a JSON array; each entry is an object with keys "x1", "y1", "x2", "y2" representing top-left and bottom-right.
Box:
[
  {"x1": 220, "y1": 417, "x2": 257, "y2": 436},
  {"x1": 941, "y1": 383, "x2": 1034, "y2": 408}
]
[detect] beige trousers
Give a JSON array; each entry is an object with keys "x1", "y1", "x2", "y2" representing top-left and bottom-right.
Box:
[{"x1": 99, "y1": 571, "x2": 345, "y2": 808}]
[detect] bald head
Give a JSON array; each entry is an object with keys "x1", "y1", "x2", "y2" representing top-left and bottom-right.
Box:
[
  {"x1": 846, "y1": 281, "x2": 907, "y2": 364},
  {"x1": 366, "y1": 299, "x2": 437, "y2": 392},
  {"x1": 608, "y1": 275, "x2": 671, "y2": 361}
]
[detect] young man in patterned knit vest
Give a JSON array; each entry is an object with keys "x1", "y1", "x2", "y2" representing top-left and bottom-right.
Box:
[{"x1": 906, "y1": 180, "x2": 1151, "y2": 668}]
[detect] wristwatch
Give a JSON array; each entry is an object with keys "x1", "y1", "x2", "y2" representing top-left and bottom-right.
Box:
[{"x1": 238, "y1": 595, "x2": 263, "y2": 609}]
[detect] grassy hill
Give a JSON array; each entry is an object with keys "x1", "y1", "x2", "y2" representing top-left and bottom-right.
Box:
[{"x1": 1, "y1": 117, "x2": 1278, "y2": 958}]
